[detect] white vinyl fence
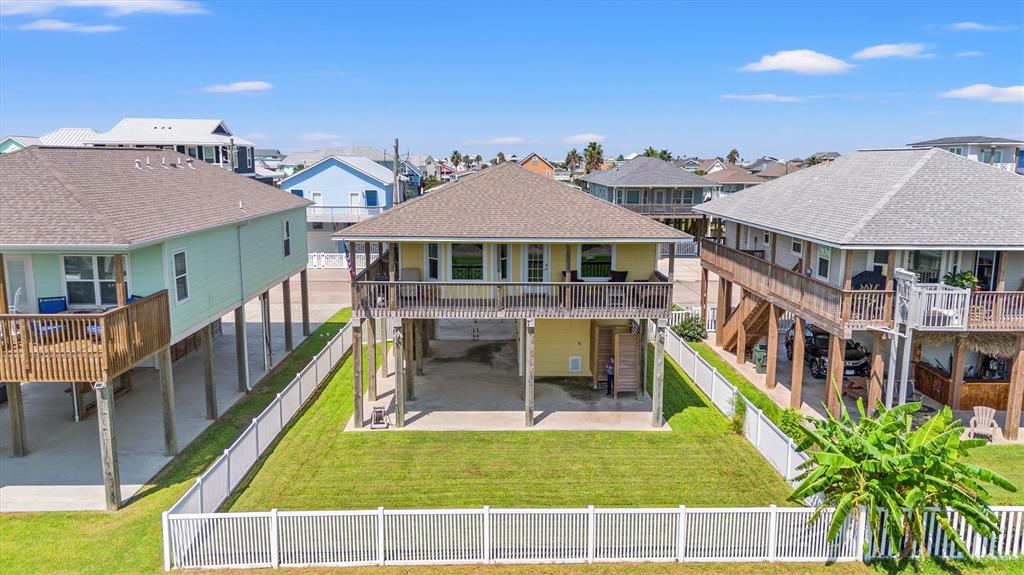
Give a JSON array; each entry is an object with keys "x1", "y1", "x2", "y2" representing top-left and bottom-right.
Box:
[
  {"x1": 308, "y1": 244, "x2": 384, "y2": 270},
  {"x1": 670, "y1": 306, "x2": 717, "y2": 333}
]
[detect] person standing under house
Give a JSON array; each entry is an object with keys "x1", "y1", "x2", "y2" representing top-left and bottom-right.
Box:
[{"x1": 606, "y1": 357, "x2": 615, "y2": 396}]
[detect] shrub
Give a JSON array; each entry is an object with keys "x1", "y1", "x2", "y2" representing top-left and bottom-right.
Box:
[
  {"x1": 730, "y1": 395, "x2": 747, "y2": 435},
  {"x1": 672, "y1": 314, "x2": 707, "y2": 342},
  {"x1": 778, "y1": 408, "x2": 805, "y2": 439}
]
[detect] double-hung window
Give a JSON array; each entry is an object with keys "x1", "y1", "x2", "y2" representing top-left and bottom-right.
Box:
[
  {"x1": 282, "y1": 220, "x2": 292, "y2": 257},
  {"x1": 173, "y1": 250, "x2": 190, "y2": 302},
  {"x1": 450, "y1": 243, "x2": 484, "y2": 280},
  {"x1": 63, "y1": 255, "x2": 123, "y2": 307},
  {"x1": 816, "y1": 246, "x2": 831, "y2": 280},
  {"x1": 579, "y1": 244, "x2": 613, "y2": 280},
  {"x1": 495, "y1": 244, "x2": 510, "y2": 281},
  {"x1": 981, "y1": 149, "x2": 1003, "y2": 163},
  {"x1": 791, "y1": 238, "x2": 803, "y2": 256},
  {"x1": 426, "y1": 243, "x2": 440, "y2": 280},
  {"x1": 202, "y1": 146, "x2": 217, "y2": 164}
]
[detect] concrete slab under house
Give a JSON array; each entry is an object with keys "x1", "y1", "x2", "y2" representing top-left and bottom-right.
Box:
[{"x1": 337, "y1": 161, "x2": 692, "y2": 430}]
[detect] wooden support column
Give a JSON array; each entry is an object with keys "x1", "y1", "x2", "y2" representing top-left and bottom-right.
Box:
[
  {"x1": 234, "y1": 305, "x2": 250, "y2": 392},
  {"x1": 699, "y1": 267, "x2": 709, "y2": 324},
  {"x1": 736, "y1": 290, "x2": 749, "y2": 365},
  {"x1": 394, "y1": 323, "x2": 405, "y2": 428},
  {"x1": 202, "y1": 323, "x2": 217, "y2": 420},
  {"x1": 790, "y1": 317, "x2": 806, "y2": 410},
  {"x1": 114, "y1": 254, "x2": 133, "y2": 391},
  {"x1": 841, "y1": 250, "x2": 855, "y2": 323},
  {"x1": 525, "y1": 319, "x2": 535, "y2": 427},
  {"x1": 282, "y1": 278, "x2": 294, "y2": 352},
  {"x1": 652, "y1": 320, "x2": 666, "y2": 427},
  {"x1": 95, "y1": 380, "x2": 122, "y2": 511},
  {"x1": 352, "y1": 321, "x2": 363, "y2": 429},
  {"x1": 995, "y1": 251, "x2": 1007, "y2": 320},
  {"x1": 1003, "y1": 335, "x2": 1023, "y2": 441},
  {"x1": 379, "y1": 318, "x2": 389, "y2": 376},
  {"x1": 801, "y1": 241, "x2": 812, "y2": 274},
  {"x1": 765, "y1": 304, "x2": 779, "y2": 388},
  {"x1": 715, "y1": 279, "x2": 728, "y2": 347},
  {"x1": 826, "y1": 333, "x2": 844, "y2": 417},
  {"x1": 300, "y1": 269, "x2": 311, "y2": 336},
  {"x1": 6, "y1": 383, "x2": 27, "y2": 456},
  {"x1": 667, "y1": 242, "x2": 676, "y2": 282},
  {"x1": 158, "y1": 347, "x2": 177, "y2": 455},
  {"x1": 260, "y1": 291, "x2": 272, "y2": 371},
  {"x1": 768, "y1": 232, "x2": 777, "y2": 265},
  {"x1": 949, "y1": 338, "x2": 968, "y2": 410},
  {"x1": 0, "y1": 253, "x2": 7, "y2": 313},
  {"x1": 366, "y1": 315, "x2": 378, "y2": 401},
  {"x1": 414, "y1": 320, "x2": 424, "y2": 376},
  {"x1": 868, "y1": 333, "x2": 885, "y2": 414},
  {"x1": 404, "y1": 319, "x2": 416, "y2": 400}
]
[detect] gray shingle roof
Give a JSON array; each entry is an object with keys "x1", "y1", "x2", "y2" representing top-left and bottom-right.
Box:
[
  {"x1": 695, "y1": 148, "x2": 1024, "y2": 249},
  {"x1": 576, "y1": 156, "x2": 716, "y2": 187},
  {"x1": 1, "y1": 147, "x2": 310, "y2": 248},
  {"x1": 908, "y1": 136, "x2": 1024, "y2": 146},
  {"x1": 337, "y1": 162, "x2": 690, "y2": 242}
]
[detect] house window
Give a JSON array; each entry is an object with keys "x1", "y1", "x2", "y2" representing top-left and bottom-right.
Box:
[
  {"x1": 450, "y1": 243, "x2": 484, "y2": 280},
  {"x1": 496, "y1": 244, "x2": 510, "y2": 281},
  {"x1": 626, "y1": 189, "x2": 640, "y2": 204},
  {"x1": 816, "y1": 246, "x2": 831, "y2": 280},
  {"x1": 364, "y1": 190, "x2": 379, "y2": 207},
  {"x1": 975, "y1": 251, "x2": 996, "y2": 290},
  {"x1": 172, "y1": 250, "x2": 189, "y2": 302},
  {"x1": 282, "y1": 220, "x2": 291, "y2": 257},
  {"x1": 532, "y1": 157, "x2": 538, "y2": 165},
  {"x1": 202, "y1": 146, "x2": 216, "y2": 164},
  {"x1": 654, "y1": 190, "x2": 664, "y2": 204},
  {"x1": 185, "y1": 146, "x2": 199, "y2": 159},
  {"x1": 870, "y1": 250, "x2": 890, "y2": 276},
  {"x1": 948, "y1": 147, "x2": 964, "y2": 156},
  {"x1": 683, "y1": 189, "x2": 695, "y2": 204},
  {"x1": 427, "y1": 243, "x2": 440, "y2": 280},
  {"x1": 909, "y1": 250, "x2": 942, "y2": 283},
  {"x1": 791, "y1": 239, "x2": 802, "y2": 256},
  {"x1": 981, "y1": 149, "x2": 1003, "y2": 163},
  {"x1": 247, "y1": 150, "x2": 253, "y2": 169},
  {"x1": 615, "y1": 189, "x2": 624, "y2": 204},
  {"x1": 763, "y1": 232, "x2": 770, "y2": 245},
  {"x1": 63, "y1": 255, "x2": 122, "y2": 306},
  {"x1": 580, "y1": 244, "x2": 613, "y2": 279}
]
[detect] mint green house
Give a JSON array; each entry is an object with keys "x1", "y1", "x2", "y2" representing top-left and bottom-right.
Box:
[{"x1": 0, "y1": 146, "x2": 311, "y2": 510}]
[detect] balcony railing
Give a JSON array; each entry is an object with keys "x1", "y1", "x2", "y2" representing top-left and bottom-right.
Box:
[
  {"x1": 910, "y1": 286, "x2": 1024, "y2": 331},
  {"x1": 353, "y1": 280, "x2": 672, "y2": 319},
  {"x1": 0, "y1": 290, "x2": 171, "y2": 383},
  {"x1": 700, "y1": 239, "x2": 892, "y2": 336},
  {"x1": 620, "y1": 203, "x2": 698, "y2": 216},
  {"x1": 307, "y1": 205, "x2": 383, "y2": 223}
]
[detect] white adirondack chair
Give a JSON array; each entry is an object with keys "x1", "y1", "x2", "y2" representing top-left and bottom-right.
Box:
[{"x1": 968, "y1": 406, "x2": 1000, "y2": 441}]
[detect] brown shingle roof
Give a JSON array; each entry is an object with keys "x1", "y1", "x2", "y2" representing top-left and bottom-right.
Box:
[
  {"x1": 337, "y1": 162, "x2": 690, "y2": 242},
  {"x1": 703, "y1": 165, "x2": 766, "y2": 185},
  {"x1": 1, "y1": 146, "x2": 310, "y2": 248}
]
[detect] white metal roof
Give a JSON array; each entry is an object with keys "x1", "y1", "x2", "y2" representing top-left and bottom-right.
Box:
[{"x1": 86, "y1": 118, "x2": 254, "y2": 146}]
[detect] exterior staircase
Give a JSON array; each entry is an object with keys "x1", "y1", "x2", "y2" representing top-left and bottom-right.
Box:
[{"x1": 719, "y1": 292, "x2": 770, "y2": 356}]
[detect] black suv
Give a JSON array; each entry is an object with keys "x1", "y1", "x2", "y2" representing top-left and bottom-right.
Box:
[{"x1": 784, "y1": 324, "x2": 871, "y2": 379}]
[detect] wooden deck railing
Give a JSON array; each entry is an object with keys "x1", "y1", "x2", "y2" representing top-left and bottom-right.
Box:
[
  {"x1": 620, "y1": 203, "x2": 698, "y2": 216},
  {"x1": 0, "y1": 290, "x2": 171, "y2": 383},
  {"x1": 353, "y1": 280, "x2": 672, "y2": 319},
  {"x1": 700, "y1": 239, "x2": 892, "y2": 336},
  {"x1": 967, "y1": 291, "x2": 1024, "y2": 331}
]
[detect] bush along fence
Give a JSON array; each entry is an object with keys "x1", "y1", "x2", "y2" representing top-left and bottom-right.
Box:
[{"x1": 161, "y1": 320, "x2": 1024, "y2": 571}]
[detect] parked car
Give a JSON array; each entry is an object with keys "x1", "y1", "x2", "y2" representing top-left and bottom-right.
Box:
[{"x1": 784, "y1": 324, "x2": 871, "y2": 379}]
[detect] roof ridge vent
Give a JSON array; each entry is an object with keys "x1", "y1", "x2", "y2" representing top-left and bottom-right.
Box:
[
  {"x1": 161, "y1": 156, "x2": 168, "y2": 168},
  {"x1": 146, "y1": 156, "x2": 153, "y2": 169},
  {"x1": 175, "y1": 158, "x2": 181, "y2": 167}
]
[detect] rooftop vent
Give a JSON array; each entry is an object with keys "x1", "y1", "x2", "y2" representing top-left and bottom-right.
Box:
[
  {"x1": 134, "y1": 159, "x2": 142, "y2": 169},
  {"x1": 186, "y1": 158, "x2": 195, "y2": 169}
]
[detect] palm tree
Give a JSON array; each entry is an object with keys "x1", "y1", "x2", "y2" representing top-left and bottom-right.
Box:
[
  {"x1": 805, "y1": 154, "x2": 823, "y2": 166},
  {"x1": 615, "y1": 154, "x2": 625, "y2": 161},
  {"x1": 643, "y1": 146, "x2": 659, "y2": 158},
  {"x1": 564, "y1": 148, "x2": 581, "y2": 178},
  {"x1": 642, "y1": 147, "x2": 673, "y2": 161},
  {"x1": 474, "y1": 154, "x2": 482, "y2": 166},
  {"x1": 496, "y1": 151, "x2": 506, "y2": 164},
  {"x1": 727, "y1": 148, "x2": 739, "y2": 164},
  {"x1": 583, "y1": 141, "x2": 604, "y2": 173},
  {"x1": 450, "y1": 150, "x2": 462, "y2": 171},
  {"x1": 790, "y1": 395, "x2": 1016, "y2": 560}
]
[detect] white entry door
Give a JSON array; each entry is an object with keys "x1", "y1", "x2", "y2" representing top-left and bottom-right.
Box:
[
  {"x1": 523, "y1": 244, "x2": 549, "y2": 294},
  {"x1": 310, "y1": 191, "x2": 324, "y2": 216},
  {"x1": 3, "y1": 254, "x2": 34, "y2": 313}
]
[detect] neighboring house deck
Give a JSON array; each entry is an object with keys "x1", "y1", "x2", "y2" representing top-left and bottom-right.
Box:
[
  {"x1": 576, "y1": 156, "x2": 719, "y2": 222},
  {"x1": 337, "y1": 162, "x2": 690, "y2": 430},
  {"x1": 694, "y1": 148, "x2": 1024, "y2": 439},
  {"x1": 0, "y1": 146, "x2": 312, "y2": 509}
]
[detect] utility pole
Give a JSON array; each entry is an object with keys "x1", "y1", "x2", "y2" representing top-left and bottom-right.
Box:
[{"x1": 393, "y1": 138, "x2": 401, "y2": 205}]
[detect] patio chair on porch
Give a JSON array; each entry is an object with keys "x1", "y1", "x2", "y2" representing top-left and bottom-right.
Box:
[
  {"x1": 33, "y1": 296, "x2": 68, "y2": 338},
  {"x1": 967, "y1": 406, "x2": 1000, "y2": 441}
]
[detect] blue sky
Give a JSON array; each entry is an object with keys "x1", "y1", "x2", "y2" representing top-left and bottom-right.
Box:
[{"x1": 1, "y1": 1, "x2": 1022, "y2": 161}]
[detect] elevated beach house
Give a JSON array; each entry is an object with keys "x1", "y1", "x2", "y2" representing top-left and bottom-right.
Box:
[
  {"x1": 576, "y1": 156, "x2": 719, "y2": 236},
  {"x1": 337, "y1": 162, "x2": 689, "y2": 429},
  {"x1": 0, "y1": 146, "x2": 311, "y2": 509},
  {"x1": 694, "y1": 149, "x2": 1024, "y2": 439}
]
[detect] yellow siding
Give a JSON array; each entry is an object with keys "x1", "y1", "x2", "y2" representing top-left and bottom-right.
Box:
[
  {"x1": 535, "y1": 319, "x2": 592, "y2": 377},
  {"x1": 399, "y1": 242, "x2": 425, "y2": 278},
  {"x1": 615, "y1": 243, "x2": 658, "y2": 280}
]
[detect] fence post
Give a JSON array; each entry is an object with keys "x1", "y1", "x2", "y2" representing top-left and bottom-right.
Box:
[
  {"x1": 161, "y1": 510, "x2": 172, "y2": 571},
  {"x1": 270, "y1": 508, "x2": 280, "y2": 568},
  {"x1": 197, "y1": 476, "x2": 204, "y2": 513},
  {"x1": 224, "y1": 449, "x2": 232, "y2": 492},
  {"x1": 857, "y1": 506, "x2": 868, "y2": 562},
  {"x1": 297, "y1": 369, "x2": 305, "y2": 403},
  {"x1": 253, "y1": 418, "x2": 261, "y2": 454},
  {"x1": 785, "y1": 441, "x2": 793, "y2": 481},
  {"x1": 377, "y1": 506, "x2": 386, "y2": 566},
  {"x1": 767, "y1": 505, "x2": 778, "y2": 562},
  {"x1": 277, "y1": 394, "x2": 284, "y2": 430},
  {"x1": 483, "y1": 506, "x2": 491, "y2": 564},
  {"x1": 755, "y1": 410, "x2": 763, "y2": 448},
  {"x1": 587, "y1": 505, "x2": 596, "y2": 563},
  {"x1": 709, "y1": 368, "x2": 718, "y2": 405},
  {"x1": 677, "y1": 505, "x2": 687, "y2": 563}
]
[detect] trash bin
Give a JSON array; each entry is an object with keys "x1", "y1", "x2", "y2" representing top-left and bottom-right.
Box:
[{"x1": 752, "y1": 344, "x2": 768, "y2": 374}]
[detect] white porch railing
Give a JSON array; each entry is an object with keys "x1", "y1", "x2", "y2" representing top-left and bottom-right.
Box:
[
  {"x1": 308, "y1": 244, "x2": 382, "y2": 270},
  {"x1": 306, "y1": 205, "x2": 383, "y2": 223},
  {"x1": 661, "y1": 240, "x2": 699, "y2": 258}
]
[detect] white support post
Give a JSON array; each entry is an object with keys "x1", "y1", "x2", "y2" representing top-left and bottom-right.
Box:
[
  {"x1": 223, "y1": 449, "x2": 231, "y2": 492},
  {"x1": 857, "y1": 506, "x2": 868, "y2": 561},
  {"x1": 483, "y1": 506, "x2": 491, "y2": 564},
  {"x1": 677, "y1": 505, "x2": 687, "y2": 562},
  {"x1": 377, "y1": 506, "x2": 386, "y2": 566},
  {"x1": 785, "y1": 442, "x2": 794, "y2": 481},
  {"x1": 197, "y1": 476, "x2": 204, "y2": 513},
  {"x1": 587, "y1": 505, "x2": 596, "y2": 564},
  {"x1": 270, "y1": 508, "x2": 280, "y2": 568},
  {"x1": 767, "y1": 504, "x2": 778, "y2": 562},
  {"x1": 162, "y1": 511, "x2": 172, "y2": 571},
  {"x1": 253, "y1": 418, "x2": 261, "y2": 453}
]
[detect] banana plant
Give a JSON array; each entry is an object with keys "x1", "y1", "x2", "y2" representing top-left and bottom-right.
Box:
[{"x1": 789, "y1": 382, "x2": 1016, "y2": 560}]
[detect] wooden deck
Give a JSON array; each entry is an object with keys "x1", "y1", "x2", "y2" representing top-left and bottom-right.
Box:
[
  {"x1": 0, "y1": 291, "x2": 171, "y2": 383},
  {"x1": 621, "y1": 203, "x2": 698, "y2": 217}
]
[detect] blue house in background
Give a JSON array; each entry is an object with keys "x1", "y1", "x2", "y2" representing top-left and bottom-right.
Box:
[{"x1": 280, "y1": 155, "x2": 410, "y2": 255}]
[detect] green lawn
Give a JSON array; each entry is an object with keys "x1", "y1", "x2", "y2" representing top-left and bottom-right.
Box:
[
  {"x1": 227, "y1": 345, "x2": 793, "y2": 511},
  {"x1": 0, "y1": 309, "x2": 353, "y2": 575}
]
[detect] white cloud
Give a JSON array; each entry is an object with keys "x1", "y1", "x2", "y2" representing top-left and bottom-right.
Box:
[
  {"x1": 18, "y1": 18, "x2": 121, "y2": 32},
  {"x1": 563, "y1": 133, "x2": 605, "y2": 143},
  {"x1": 947, "y1": 21, "x2": 1011, "y2": 32},
  {"x1": 939, "y1": 84, "x2": 1024, "y2": 103},
  {"x1": 1, "y1": 1, "x2": 205, "y2": 17},
  {"x1": 721, "y1": 93, "x2": 803, "y2": 103},
  {"x1": 853, "y1": 43, "x2": 933, "y2": 60},
  {"x1": 483, "y1": 136, "x2": 524, "y2": 145},
  {"x1": 199, "y1": 80, "x2": 272, "y2": 93},
  {"x1": 244, "y1": 133, "x2": 269, "y2": 141},
  {"x1": 955, "y1": 51, "x2": 985, "y2": 58},
  {"x1": 297, "y1": 132, "x2": 341, "y2": 141},
  {"x1": 741, "y1": 49, "x2": 851, "y2": 75}
]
